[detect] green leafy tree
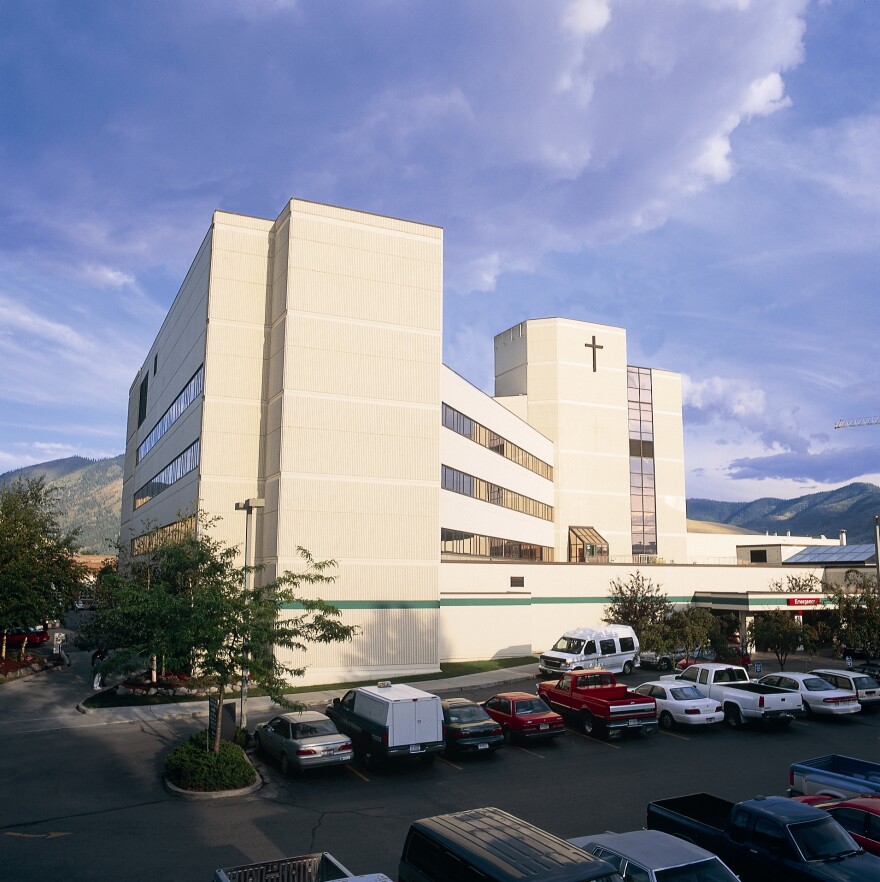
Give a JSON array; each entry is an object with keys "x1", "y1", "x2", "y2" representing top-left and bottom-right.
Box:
[
  {"x1": 828, "y1": 578, "x2": 880, "y2": 660},
  {"x1": 603, "y1": 571, "x2": 670, "y2": 638},
  {"x1": 83, "y1": 515, "x2": 358, "y2": 753},
  {"x1": 0, "y1": 478, "x2": 87, "y2": 658},
  {"x1": 748, "y1": 611, "x2": 817, "y2": 670},
  {"x1": 640, "y1": 606, "x2": 721, "y2": 661}
]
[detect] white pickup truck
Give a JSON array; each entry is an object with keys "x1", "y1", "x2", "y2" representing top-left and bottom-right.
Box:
[{"x1": 665, "y1": 662, "x2": 804, "y2": 729}]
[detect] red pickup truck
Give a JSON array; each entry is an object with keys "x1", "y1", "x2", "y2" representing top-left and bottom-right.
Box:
[{"x1": 538, "y1": 669, "x2": 658, "y2": 740}]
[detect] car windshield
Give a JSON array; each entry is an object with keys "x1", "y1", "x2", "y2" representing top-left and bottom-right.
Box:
[
  {"x1": 803, "y1": 678, "x2": 835, "y2": 692},
  {"x1": 293, "y1": 720, "x2": 337, "y2": 738},
  {"x1": 789, "y1": 817, "x2": 860, "y2": 860},
  {"x1": 447, "y1": 705, "x2": 489, "y2": 723},
  {"x1": 515, "y1": 698, "x2": 550, "y2": 715},
  {"x1": 669, "y1": 686, "x2": 704, "y2": 701},
  {"x1": 552, "y1": 637, "x2": 585, "y2": 653},
  {"x1": 854, "y1": 676, "x2": 879, "y2": 690},
  {"x1": 655, "y1": 857, "x2": 739, "y2": 882}
]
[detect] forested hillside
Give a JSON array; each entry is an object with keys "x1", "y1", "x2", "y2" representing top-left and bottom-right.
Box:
[
  {"x1": 0, "y1": 454, "x2": 124, "y2": 554},
  {"x1": 687, "y1": 482, "x2": 880, "y2": 544}
]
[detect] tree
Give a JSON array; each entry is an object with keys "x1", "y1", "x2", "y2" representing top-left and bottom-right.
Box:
[
  {"x1": 769, "y1": 573, "x2": 826, "y2": 593},
  {"x1": 828, "y1": 579, "x2": 880, "y2": 660},
  {"x1": 603, "y1": 571, "x2": 670, "y2": 638},
  {"x1": 748, "y1": 611, "x2": 817, "y2": 670},
  {"x1": 639, "y1": 606, "x2": 721, "y2": 661},
  {"x1": 0, "y1": 478, "x2": 87, "y2": 658},
  {"x1": 83, "y1": 516, "x2": 358, "y2": 753}
]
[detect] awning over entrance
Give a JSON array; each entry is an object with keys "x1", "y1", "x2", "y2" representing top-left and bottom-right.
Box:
[{"x1": 692, "y1": 591, "x2": 834, "y2": 612}]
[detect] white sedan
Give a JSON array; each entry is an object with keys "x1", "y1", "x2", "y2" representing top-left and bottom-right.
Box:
[
  {"x1": 757, "y1": 672, "x2": 861, "y2": 716},
  {"x1": 634, "y1": 681, "x2": 724, "y2": 729}
]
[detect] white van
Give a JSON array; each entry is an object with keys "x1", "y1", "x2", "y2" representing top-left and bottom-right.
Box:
[{"x1": 538, "y1": 625, "x2": 640, "y2": 676}]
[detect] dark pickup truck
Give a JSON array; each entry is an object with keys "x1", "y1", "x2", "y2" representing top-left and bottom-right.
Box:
[{"x1": 646, "y1": 792, "x2": 880, "y2": 881}]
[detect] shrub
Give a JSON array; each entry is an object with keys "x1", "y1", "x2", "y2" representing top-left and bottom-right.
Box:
[{"x1": 164, "y1": 730, "x2": 256, "y2": 792}]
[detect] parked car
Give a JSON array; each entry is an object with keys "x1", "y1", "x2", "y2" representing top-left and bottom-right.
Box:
[
  {"x1": 853, "y1": 661, "x2": 880, "y2": 679},
  {"x1": 538, "y1": 624, "x2": 639, "y2": 676},
  {"x1": 633, "y1": 680, "x2": 724, "y2": 729},
  {"x1": 482, "y1": 692, "x2": 566, "y2": 742},
  {"x1": 570, "y1": 829, "x2": 740, "y2": 882},
  {"x1": 3, "y1": 627, "x2": 50, "y2": 649},
  {"x1": 638, "y1": 647, "x2": 685, "y2": 672},
  {"x1": 789, "y1": 755, "x2": 880, "y2": 800},
  {"x1": 811, "y1": 669, "x2": 880, "y2": 710},
  {"x1": 254, "y1": 711, "x2": 353, "y2": 774},
  {"x1": 677, "y1": 645, "x2": 751, "y2": 669},
  {"x1": 757, "y1": 672, "x2": 861, "y2": 717},
  {"x1": 791, "y1": 795, "x2": 880, "y2": 857},
  {"x1": 538, "y1": 669, "x2": 657, "y2": 739},
  {"x1": 440, "y1": 698, "x2": 503, "y2": 756},
  {"x1": 326, "y1": 682, "x2": 444, "y2": 769}
]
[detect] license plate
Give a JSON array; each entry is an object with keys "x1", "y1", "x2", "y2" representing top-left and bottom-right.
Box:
[
  {"x1": 477, "y1": 743, "x2": 488, "y2": 750},
  {"x1": 628, "y1": 718, "x2": 639, "y2": 727},
  {"x1": 866, "y1": 692, "x2": 876, "y2": 696},
  {"x1": 409, "y1": 744, "x2": 422, "y2": 753},
  {"x1": 539, "y1": 723, "x2": 549, "y2": 730}
]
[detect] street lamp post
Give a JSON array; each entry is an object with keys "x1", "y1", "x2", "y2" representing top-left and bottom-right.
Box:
[{"x1": 235, "y1": 497, "x2": 264, "y2": 731}]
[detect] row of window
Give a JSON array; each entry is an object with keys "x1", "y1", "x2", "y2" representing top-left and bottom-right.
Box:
[
  {"x1": 440, "y1": 528, "x2": 554, "y2": 560},
  {"x1": 441, "y1": 403, "x2": 553, "y2": 480},
  {"x1": 441, "y1": 465, "x2": 553, "y2": 521},
  {"x1": 130, "y1": 515, "x2": 196, "y2": 557},
  {"x1": 134, "y1": 440, "x2": 200, "y2": 509},
  {"x1": 137, "y1": 366, "x2": 204, "y2": 464}
]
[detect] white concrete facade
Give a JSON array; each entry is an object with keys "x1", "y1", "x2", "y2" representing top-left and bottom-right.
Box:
[{"x1": 122, "y1": 198, "x2": 840, "y2": 684}]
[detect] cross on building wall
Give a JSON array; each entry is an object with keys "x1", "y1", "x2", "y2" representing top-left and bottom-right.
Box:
[{"x1": 585, "y1": 335, "x2": 603, "y2": 372}]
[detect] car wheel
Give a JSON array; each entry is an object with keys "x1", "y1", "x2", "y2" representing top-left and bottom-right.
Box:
[
  {"x1": 658, "y1": 658, "x2": 672, "y2": 672},
  {"x1": 581, "y1": 711, "x2": 596, "y2": 735},
  {"x1": 724, "y1": 705, "x2": 744, "y2": 730},
  {"x1": 622, "y1": 661, "x2": 634, "y2": 676},
  {"x1": 659, "y1": 710, "x2": 674, "y2": 730},
  {"x1": 281, "y1": 753, "x2": 291, "y2": 776}
]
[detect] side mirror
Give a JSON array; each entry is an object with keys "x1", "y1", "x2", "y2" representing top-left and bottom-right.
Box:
[{"x1": 332, "y1": 697, "x2": 341, "y2": 706}]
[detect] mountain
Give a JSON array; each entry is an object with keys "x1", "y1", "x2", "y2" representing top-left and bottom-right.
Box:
[
  {"x1": 0, "y1": 454, "x2": 124, "y2": 555},
  {"x1": 687, "y1": 482, "x2": 880, "y2": 544}
]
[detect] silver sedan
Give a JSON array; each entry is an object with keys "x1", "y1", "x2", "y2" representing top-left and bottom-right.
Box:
[
  {"x1": 254, "y1": 711, "x2": 353, "y2": 774},
  {"x1": 757, "y1": 673, "x2": 861, "y2": 716}
]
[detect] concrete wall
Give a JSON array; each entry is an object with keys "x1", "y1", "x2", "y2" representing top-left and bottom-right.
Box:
[{"x1": 438, "y1": 559, "x2": 827, "y2": 662}]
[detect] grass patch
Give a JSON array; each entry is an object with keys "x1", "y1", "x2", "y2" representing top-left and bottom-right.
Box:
[{"x1": 81, "y1": 655, "x2": 539, "y2": 708}]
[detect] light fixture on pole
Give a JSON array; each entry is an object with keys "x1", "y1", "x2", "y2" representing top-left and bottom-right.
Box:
[{"x1": 235, "y1": 497, "x2": 264, "y2": 731}]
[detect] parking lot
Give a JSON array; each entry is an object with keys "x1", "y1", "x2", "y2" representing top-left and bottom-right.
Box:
[{"x1": 2, "y1": 658, "x2": 877, "y2": 881}]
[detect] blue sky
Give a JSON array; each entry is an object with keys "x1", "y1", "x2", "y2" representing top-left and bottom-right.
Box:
[{"x1": 1, "y1": 0, "x2": 878, "y2": 502}]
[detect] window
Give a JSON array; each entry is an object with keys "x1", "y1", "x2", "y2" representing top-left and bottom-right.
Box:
[
  {"x1": 440, "y1": 466, "x2": 553, "y2": 521},
  {"x1": 137, "y1": 366, "x2": 204, "y2": 463},
  {"x1": 829, "y1": 808, "x2": 867, "y2": 837},
  {"x1": 153, "y1": 353, "x2": 158, "y2": 376},
  {"x1": 134, "y1": 441, "x2": 200, "y2": 509},
  {"x1": 440, "y1": 528, "x2": 553, "y2": 561},
  {"x1": 599, "y1": 639, "x2": 616, "y2": 655},
  {"x1": 404, "y1": 832, "x2": 442, "y2": 878},
  {"x1": 619, "y1": 637, "x2": 635, "y2": 653},
  {"x1": 750, "y1": 549, "x2": 768, "y2": 563},
  {"x1": 138, "y1": 374, "x2": 149, "y2": 428},
  {"x1": 441, "y1": 403, "x2": 553, "y2": 479},
  {"x1": 510, "y1": 577, "x2": 525, "y2": 588},
  {"x1": 750, "y1": 818, "x2": 790, "y2": 855}
]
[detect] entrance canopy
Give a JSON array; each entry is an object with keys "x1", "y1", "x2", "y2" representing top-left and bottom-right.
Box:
[{"x1": 692, "y1": 592, "x2": 833, "y2": 613}]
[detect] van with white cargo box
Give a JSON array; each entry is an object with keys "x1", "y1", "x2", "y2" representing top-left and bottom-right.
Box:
[
  {"x1": 399, "y1": 807, "x2": 624, "y2": 882},
  {"x1": 539, "y1": 625, "x2": 639, "y2": 677},
  {"x1": 326, "y1": 682, "x2": 444, "y2": 769}
]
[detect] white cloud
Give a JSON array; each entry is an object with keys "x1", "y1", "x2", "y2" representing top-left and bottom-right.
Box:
[{"x1": 563, "y1": 0, "x2": 611, "y2": 36}]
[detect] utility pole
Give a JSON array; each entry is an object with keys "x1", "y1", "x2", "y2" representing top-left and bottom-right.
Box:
[{"x1": 235, "y1": 497, "x2": 264, "y2": 731}]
